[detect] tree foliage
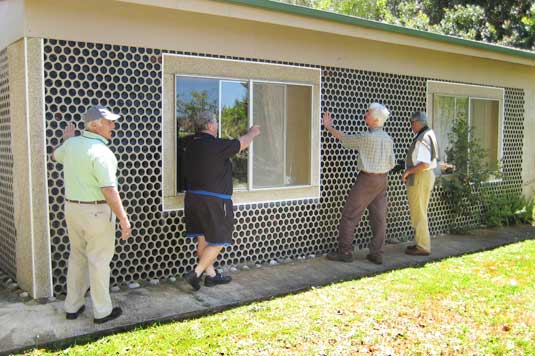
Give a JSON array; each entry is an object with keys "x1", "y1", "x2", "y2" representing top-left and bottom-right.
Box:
[{"x1": 281, "y1": 0, "x2": 535, "y2": 50}]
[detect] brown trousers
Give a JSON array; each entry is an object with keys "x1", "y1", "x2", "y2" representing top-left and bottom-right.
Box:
[{"x1": 338, "y1": 172, "x2": 388, "y2": 257}]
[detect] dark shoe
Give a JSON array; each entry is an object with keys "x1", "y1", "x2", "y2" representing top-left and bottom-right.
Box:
[
  {"x1": 366, "y1": 254, "x2": 383, "y2": 265},
  {"x1": 94, "y1": 307, "x2": 122, "y2": 324},
  {"x1": 66, "y1": 305, "x2": 85, "y2": 320},
  {"x1": 326, "y1": 251, "x2": 354, "y2": 262},
  {"x1": 405, "y1": 247, "x2": 430, "y2": 256},
  {"x1": 205, "y1": 272, "x2": 232, "y2": 287},
  {"x1": 406, "y1": 245, "x2": 418, "y2": 251},
  {"x1": 184, "y1": 270, "x2": 201, "y2": 291}
]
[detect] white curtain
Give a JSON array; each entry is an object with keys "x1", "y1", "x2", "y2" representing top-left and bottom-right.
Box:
[
  {"x1": 470, "y1": 99, "x2": 499, "y2": 168},
  {"x1": 252, "y1": 83, "x2": 285, "y2": 188}
]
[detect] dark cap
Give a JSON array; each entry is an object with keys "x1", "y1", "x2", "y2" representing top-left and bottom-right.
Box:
[
  {"x1": 410, "y1": 111, "x2": 428, "y2": 124},
  {"x1": 83, "y1": 105, "x2": 120, "y2": 126}
]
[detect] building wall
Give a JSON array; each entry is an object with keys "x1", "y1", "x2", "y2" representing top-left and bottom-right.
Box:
[
  {"x1": 17, "y1": 0, "x2": 535, "y2": 196},
  {"x1": 43, "y1": 39, "x2": 525, "y2": 295},
  {"x1": 0, "y1": 47, "x2": 17, "y2": 279}
]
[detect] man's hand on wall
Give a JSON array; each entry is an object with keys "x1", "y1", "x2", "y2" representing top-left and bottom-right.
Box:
[
  {"x1": 248, "y1": 125, "x2": 261, "y2": 138},
  {"x1": 62, "y1": 122, "x2": 76, "y2": 141},
  {"x1": 322, "y1": 112, "x2": 333, "y2": 129}
]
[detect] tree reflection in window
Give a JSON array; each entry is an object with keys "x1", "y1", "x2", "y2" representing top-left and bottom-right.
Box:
[
  {"x1": 175, "y1": 77, "x2": 249, "y2": 192},
  {"x1": 221, "y1": 81, "x2": 249, "y2": 190}
]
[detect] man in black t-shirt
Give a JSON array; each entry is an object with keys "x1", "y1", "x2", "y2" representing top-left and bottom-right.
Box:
[{"x1": 183, "y1": 111, "x2": 260, "y2": 291}]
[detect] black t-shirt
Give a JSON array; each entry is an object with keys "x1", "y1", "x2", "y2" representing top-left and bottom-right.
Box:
[{"x1": 183, "y1": 132, "x2": 241, "y2": 195}]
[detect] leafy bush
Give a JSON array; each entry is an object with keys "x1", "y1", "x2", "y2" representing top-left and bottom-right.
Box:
[
  {"x1": 439, "y1": 113, "x2": 498, "y2": 232},
  {"x1": 482, "y1": 191, "x2": 535, "y2": 227}
]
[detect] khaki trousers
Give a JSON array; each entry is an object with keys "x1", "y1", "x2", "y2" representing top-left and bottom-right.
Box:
[
  {"x1": 407, "y1": 170, "x2": 435, "y2": 252},
  {"x1": 64, "y1": 202, "x2": 116, "y2": 319}
]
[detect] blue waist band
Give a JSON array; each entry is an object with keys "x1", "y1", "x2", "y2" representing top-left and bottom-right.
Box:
[{"x1": 187, "y1": 190, "x2": 232, "y2": 200}]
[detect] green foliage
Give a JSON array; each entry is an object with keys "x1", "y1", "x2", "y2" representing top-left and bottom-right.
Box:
[
  {"x1": 439, "y1": 112, "x2": 498, "y2": 232},
  {"x1": 482, "y1": 191, "x2": 535, "y2": 227},
  {"x1": 221, "y1": 98, "x2": 249, "y2": 188},
  {"x1": 280, "y1": 0, "x2": 535, "y2": 50},
  {"x1": 433, "y1": 4, "x2": 495, "y2": 42},
  {"x1": 176, "y1": 90, "x2": 217, "y2": 136}
]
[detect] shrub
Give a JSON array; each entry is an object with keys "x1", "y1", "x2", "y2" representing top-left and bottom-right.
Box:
[{"x1": 482, "y1": 191, "x2": 535, "y2": 227}]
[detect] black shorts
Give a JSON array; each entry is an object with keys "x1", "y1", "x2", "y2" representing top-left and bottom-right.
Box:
[{"x1": 184, "y1": 191, "x2": 234, "y2": 246}]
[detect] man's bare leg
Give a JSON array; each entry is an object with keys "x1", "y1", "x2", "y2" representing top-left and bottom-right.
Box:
[
  {"x1": 193, "y1": 245, "x2": 223, "y2": 276},
  {"x1": 196, "y1": 236, "x2": 217, "y2": 277}
]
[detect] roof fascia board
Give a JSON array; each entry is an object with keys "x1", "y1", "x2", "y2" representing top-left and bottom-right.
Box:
[{"x1": 115, "y1": 0, "x2": 535, "y2": 66}]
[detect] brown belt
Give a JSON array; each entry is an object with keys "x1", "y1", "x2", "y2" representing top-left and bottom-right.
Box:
[{"x1": 65, "y1": 199, "x2": 107, "y2": 205}]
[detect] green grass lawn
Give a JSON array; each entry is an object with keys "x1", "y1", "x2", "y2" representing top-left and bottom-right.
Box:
[{"x1": 24, "y1": 240, "x2": 535, "y2": 356}]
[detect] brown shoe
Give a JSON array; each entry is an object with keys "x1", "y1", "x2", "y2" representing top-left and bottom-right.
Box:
[
  {"x1": 365, "y1": 254, "x2": 383, "y2": 265},
  {"x1": 405, "y1": 245, "x2": 418, "y2": 251},
  {"x1": 326, "y1": 251, "x2": 354, "y2": 262},
  {"x1": 405, "y1": 247, "x2": 430, "y2": 256}
]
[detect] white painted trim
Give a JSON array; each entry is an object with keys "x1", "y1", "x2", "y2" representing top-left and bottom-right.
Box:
[
  {"x1": 248, "y1": 79, "x2": 253, "y2": 192},
  {"x1": 161, "y1": 53, "x2": 167, "y2": 209},
  {"x1": 164, "y1": 52, "x2": 321, "y2": 72},
  {"x1": 38, "y1": 38, "x2": 54, "y2": 296},
  {"x1": 283, "y1": 84, "x2": 287, "y2": 186},
  {"x1": 426, "y1": 79, "x2": 505, "y2": 179},
  {"x1": 164, "y1": 193, "x2": 321, "y2": 211},
  {"x1": 23, "y1": 37, "x2": 36, "y2": 295},
  {"x1": 232, "y1": 196, "x2": 321, "y2": 207},
  {"x1": 427, "y1": 80, "x2": 506, "y2": 92},
  {"x1": 314, "y1": 81, "x2": 320, "y2": 188},
  {"x1": 163, "y1": 56, "x2": 320, "y2": 211},
  {"x1": 218, "y1": 80, "x2": 222, "y2": 138}
]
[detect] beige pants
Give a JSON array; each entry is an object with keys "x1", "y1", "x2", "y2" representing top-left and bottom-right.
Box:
[
  {"x1": 64, "y1": 202, "x2": 116, "y2": 319},
  {"x1": 407, "y1": 170, "x2": 435, "y2": 252}
]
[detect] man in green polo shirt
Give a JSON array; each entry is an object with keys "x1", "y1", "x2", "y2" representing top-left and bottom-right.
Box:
[{"x1": 53, "y1": 105, "x2": 131, "y2": 324}]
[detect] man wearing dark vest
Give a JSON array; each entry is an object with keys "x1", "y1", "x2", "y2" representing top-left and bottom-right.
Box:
[
  {"x1": 402, "y1": 112, "x2": 439, "y2": 256},
  {"x1": 182, "y1": 111, "x2": 260, "y2": 291}
]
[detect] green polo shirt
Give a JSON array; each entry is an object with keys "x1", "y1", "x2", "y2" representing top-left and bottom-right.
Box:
[{"x1": 53, "y1": 131, "x2": 117, "y2": 201}]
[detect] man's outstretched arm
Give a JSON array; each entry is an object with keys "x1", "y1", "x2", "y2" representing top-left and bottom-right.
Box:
[{"x1": 323, "y1": 112, "x2": 343, "y2": 141}]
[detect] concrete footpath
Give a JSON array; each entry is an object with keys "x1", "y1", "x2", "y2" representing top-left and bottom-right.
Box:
[{"x1": 1, "y1": 225, "x2": 535, "y2": 355}]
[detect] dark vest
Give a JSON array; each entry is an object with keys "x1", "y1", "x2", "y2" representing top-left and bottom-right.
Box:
[
  {"x1": 406, "y1": 126, "x2": 439, "y2": 185},
  {"x1": 406, "y1": 126, "x2": 439, "y2": 169}
]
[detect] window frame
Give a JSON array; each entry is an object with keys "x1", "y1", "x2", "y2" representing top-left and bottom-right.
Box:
[
  {"x1": 162, "y1": 54, "x2": 321, "y2": 211},
  {"x1": 426, "y1": 80, "x2": 505, "y2": 181}
]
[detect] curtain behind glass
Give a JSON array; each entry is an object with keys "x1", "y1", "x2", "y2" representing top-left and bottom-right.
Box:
[
  {"x1": 433, "y1": 95, "x2": 455, "y2": 163},
  {"x1": 470, "y1": 99, "x2": 499, "y2": 170},
  {"x1": 252, "y1": 83, "x2": 285, "y2": 188},
  {"x1": 286, "y1": 85, "x2": 311, "y2": 186},
  {"x1": 252, "y1": 83, "x2": 312, "y2": 189}
]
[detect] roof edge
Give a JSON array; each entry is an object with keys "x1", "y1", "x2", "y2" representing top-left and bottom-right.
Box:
[{"x1": 215, "y1": 0, "x2": 535, "y2": 61}]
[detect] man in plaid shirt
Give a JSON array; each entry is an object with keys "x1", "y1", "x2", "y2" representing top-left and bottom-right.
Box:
[{"x1": 323, "y1": 103, "x2": 395, "y2": 264}]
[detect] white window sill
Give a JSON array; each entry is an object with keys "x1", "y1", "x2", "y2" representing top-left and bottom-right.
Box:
[{"x1": 163, "y1": 185, "x2": 320, "y2": 211}]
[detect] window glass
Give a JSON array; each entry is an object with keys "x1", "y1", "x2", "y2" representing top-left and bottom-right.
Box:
[
  {"x1": 252, "y1": 82, "x2": 311, "y2": 189},
  {"x1": 433, "y1": 94, "x2": 499, "y2": 173},
  {"x1": 176, "y1": 77, "x2": 219, "y2": 137},
  {"x1": 175, "y1": 76, "x2": 313, "y2": 193},
  {"x1": 471, "y1": 99, "x2": 499, "y2": 170},
  {"x1": 175, "y1": 77, "x2": 219, "y2": 193},
  {"x1": 433, "y1": 95, "x2": 455, "y2": 163},
  {"x1": 221, "y1": 81, "x2": 249, "y2": 190}
]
